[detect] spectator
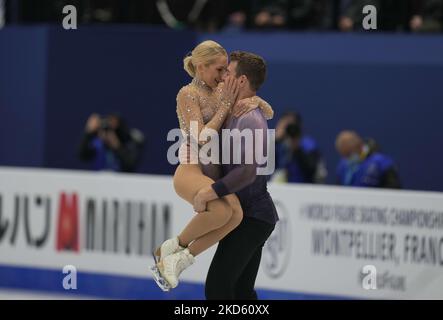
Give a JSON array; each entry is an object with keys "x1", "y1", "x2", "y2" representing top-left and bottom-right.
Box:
[
  {"x1": 222, "y1": 1, "x2": 253, "y2": 32},
  {"x1": 6, "y1": 0, "x2": 443, "y2": 32},
  {"x1": 272, "y1": 111, "x2": 327, "y2": 184},
  {"x1": 78, "y1": 113, "x2": 144, "y2": 173},
  {"x1": 339, "y1": 0, "x2": 410, "y2": 32},
  {"x1": 338, "y1": 0, "x2": 443, "y2": 32},
  {"x1": 195, "y1": 0, "x2": 233, "y2": 32},
  {"x1": 335, "y1": 130, "x2": 401, "y2": 188},
  {"x1": 409, "y1": 0, "x2": 443, "y2": 32},
  {"x1": 251, "y1": 0, "x2": 289, "y2": 29},
  {"x1": 287, "y1": 0, "x2": 336, "y2": 30}
]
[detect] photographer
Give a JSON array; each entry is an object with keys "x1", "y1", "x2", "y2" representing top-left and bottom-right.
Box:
[
  {"x1": 272, "y1": 111, "x2": 327, "y2": 183},
  {"x1": 335, "y1": 130, "x2": 402, "y2": 188},
  {"x1": 78, "y1": 113, "x2": 144, "y2": 172}
]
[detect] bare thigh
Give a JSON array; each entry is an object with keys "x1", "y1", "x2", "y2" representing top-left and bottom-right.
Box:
[{"x1": 173, "y1": 164, "x2": 216, "y2": 205}]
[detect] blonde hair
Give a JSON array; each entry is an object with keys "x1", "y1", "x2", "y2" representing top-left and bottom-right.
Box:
[{"x1": 183, "y1": 40, "x2": 227, "y2": 78}]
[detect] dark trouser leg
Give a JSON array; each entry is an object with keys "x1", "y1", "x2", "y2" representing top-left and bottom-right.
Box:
[
  {"x1": 205, "y1": 218, "x2": 274, "y2": 300},
  {"x1": 234, "y1": 221, "x2": 274, "y2": 299},
  {"x1": 234, "y1": 243, "x2": 264, "y2": 300}
]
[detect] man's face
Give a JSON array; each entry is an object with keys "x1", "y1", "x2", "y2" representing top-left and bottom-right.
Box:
[
  {"x1": 336, "y1": 138, "x2": 360, "y2": 159},
  {"x1": 337, "y1": 142, "x2": 354, "y2": 159},
  {"x1": 224, "y1": 61, "x2": 250, "y2": 93},
  {"x1": 223, "y1": 61, "x2": 238, "y2": 81}
]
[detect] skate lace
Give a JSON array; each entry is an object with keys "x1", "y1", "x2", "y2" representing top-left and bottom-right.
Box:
[
  {"x1": 177, "y1": 254, "x2": 190, "y2": 275},
  {"x1": 166, "y1": 252, "x2": 190, "y2": 276},
  {"x1": 161, "y1": 238, "x2": 179, "y2": 258}
]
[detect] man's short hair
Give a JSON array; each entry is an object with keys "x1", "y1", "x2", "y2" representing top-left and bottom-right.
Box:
[{"x1": 230, "y1": 51, "x2": 267, "y2": 91}]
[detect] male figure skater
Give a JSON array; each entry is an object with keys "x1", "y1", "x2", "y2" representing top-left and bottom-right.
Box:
[{"x1": 193, "y1": 51, "x2": 279, "y2": 299}]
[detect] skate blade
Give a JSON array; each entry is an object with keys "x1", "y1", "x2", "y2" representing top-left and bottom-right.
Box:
[
  {"x1": 152, "y1": 250, "x2": 160, "y2": 264},
  {"x1": 149, "y1": 265, "x2": 171, "y2": 292}
]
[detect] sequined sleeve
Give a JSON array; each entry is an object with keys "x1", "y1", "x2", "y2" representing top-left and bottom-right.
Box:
[
  {"x1": 253, "y1": 96, "x2": 274, "y2": 120},
  {"x1": 209, "y1": 82, "x2": 233, "y2": 130},
  {"x1": 177, "y1": 86, "x2": 231, "y2": 145}
]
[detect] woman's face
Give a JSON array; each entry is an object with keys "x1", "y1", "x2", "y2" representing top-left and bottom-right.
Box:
[{"x1": 198, "y1": 55, "x2": 228, "y2": 89}]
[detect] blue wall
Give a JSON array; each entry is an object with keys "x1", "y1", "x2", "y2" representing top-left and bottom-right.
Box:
[
  {"x1": 0, "y1": 26, "x2": 49, "y2": 166},
  {"x1": 1, "y1": 26, "x2": 443, "y2": 191},
  {"x1": 43, "y1": 26, "x2": 195, "y2": 174}
]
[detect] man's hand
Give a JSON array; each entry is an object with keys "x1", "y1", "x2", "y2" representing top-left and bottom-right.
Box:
[
  {"x1": 106, "y1": 131, "x2": 121, "y2": 150},
  {"x1": 193, "y1": 192, "x2": 207, "y2": 213},
  {"x1": 99, "y1": 130, "x2": 121, "y2": 150},
  {"x1": 193, "y1": 186, "x2": 218, "y2": 213}
]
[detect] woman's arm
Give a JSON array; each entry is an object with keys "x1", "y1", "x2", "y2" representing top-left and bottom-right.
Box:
[
  {"x1": 177, "y1": 79, "x2": 238, "y2": 146},
  {"x1": 254, "y1": 96, "x2": 274, "y2": 119},
  {"x1": 233, "y1": 96, "x2": 274, "y2": 120},
  {"x1": 177, "y1": 87, "x2": 230, "y2": 146}
]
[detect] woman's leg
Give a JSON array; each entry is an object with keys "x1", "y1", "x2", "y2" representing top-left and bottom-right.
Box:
[
  {"x1": 153, "y1": 164, "x2": 243, "y2": 290},
  {"x1": 188, "y1": 194, "x2": 243, "y2": 256},
  {"x1": 173, "y1": 164, "x2": 234, "y2": 249}
]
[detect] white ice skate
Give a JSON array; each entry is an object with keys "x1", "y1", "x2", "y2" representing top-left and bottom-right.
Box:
[
  {"x1": 149, "y1": 258, "x2": 171, "y2": 292},
  {"x1": 149, "y1": 237, "x2": 186, "y2": 292},
  {"x1": 159, "y1": 248, "x2": 195, "y2": 289},
  {"x1": 153, "y1": 237, "x2": 185, "y2": 263}
]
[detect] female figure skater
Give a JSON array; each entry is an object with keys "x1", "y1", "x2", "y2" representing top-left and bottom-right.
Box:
[{"x1": 150, "y1": 40, "x2": 273, "y2": 291}]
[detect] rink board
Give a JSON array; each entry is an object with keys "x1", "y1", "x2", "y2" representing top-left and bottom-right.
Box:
[{"x1": 0, "y1": 167, "x2": 443, "y2": 299}]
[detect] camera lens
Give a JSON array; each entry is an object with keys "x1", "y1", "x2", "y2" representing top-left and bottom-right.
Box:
[{"x1": 286, "y1": 123, "x2": 301, "y2": 138}]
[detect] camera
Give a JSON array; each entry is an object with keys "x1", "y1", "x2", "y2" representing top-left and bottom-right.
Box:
[
  {"x1": 100, "y1": 117, "x2": 111, "y2": 131},
  {"x1": 285, "y1": 123, "x2": 301, "y2": 139}
]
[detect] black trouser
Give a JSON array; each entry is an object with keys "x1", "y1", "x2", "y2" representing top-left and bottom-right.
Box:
[{"x1": 205, "y1": 217, "x2": 275, "y2": 300}]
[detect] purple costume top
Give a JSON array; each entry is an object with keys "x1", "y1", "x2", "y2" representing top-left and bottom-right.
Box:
[{"x1": 210, "y1": 109, "x2": 279, "y2": 225}]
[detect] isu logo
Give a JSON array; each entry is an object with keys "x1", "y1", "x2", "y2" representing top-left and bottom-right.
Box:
[
  {"x1": 263, "y1": 200, "x2": 291, "y2": 278},
  {"x1": 56, "y1": 193, "x2": 79, "y2": 252}
]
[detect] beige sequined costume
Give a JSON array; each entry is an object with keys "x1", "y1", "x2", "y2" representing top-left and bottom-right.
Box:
[
  {"x1": 171, "y1": 77, "x2": 274, "y2": 259},
  {"x1": 176, "y1": 77, "x2": 274, "y2": 164}
]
